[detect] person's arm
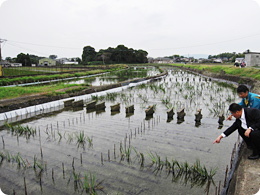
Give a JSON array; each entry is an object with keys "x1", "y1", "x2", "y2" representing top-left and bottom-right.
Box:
[
  {"x1": 223, "y1": 121, "x2": 239, "y2": 136},
  {"x1": 244, "y1": 128, "x2": 252, "y2": 137},
  {"x1": 213, "y1": 133, "x2": 225, "y2": 144},
  {"x1": 226, "y1": 114, "x2": 232, "y2": 120},
  {"x1": 238, "y1": 98, "x2": 246, "y2": 107}
]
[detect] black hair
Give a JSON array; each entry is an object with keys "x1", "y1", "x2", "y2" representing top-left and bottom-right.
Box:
[
  {"x1": 237, "y1": 85, "x2": 249, "y2": 93},
  {"x1": 229, "y1": 103, "x2": 242, "y2": 113}
]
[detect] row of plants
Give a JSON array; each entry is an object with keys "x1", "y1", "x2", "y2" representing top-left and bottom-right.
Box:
[
  {"x1": 88, "y1": 70, "x2": 237, "y2": 117},
  {"x1": 0, "y1": 64, "x2": 127, "y2": 86},
  {"x1": 0, "y1": 150, "x2": 102, "y2": 194},
  {"x1": 2, "y1": 67, "x2": 86, "y2": 77},
  {"x1": 0, "y1": 141, "x2": 216, "y2": 194},
  {"x1": 0, "y1": 133, "x2": 216, "y2": 194},
  {"x1": 0, "y1": 65, "x2": 159, "y2": 100}
]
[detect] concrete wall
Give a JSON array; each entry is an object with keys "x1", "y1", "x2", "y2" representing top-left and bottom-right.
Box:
[{"x1": 245, "y1": 52, "x2": 260, "y2": 66}]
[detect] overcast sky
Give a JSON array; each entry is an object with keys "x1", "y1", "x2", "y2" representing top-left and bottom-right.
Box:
[{"x1": 1, "y1": 0, "x2": 260, "y2": 59}]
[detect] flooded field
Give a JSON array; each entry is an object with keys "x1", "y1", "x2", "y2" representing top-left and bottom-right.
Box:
[
  {"x1": 66, "y1": 66, "x2": 161, "y2": 86},
  {"x1": 0, "y1": 67, "x2": 240, "y2": 194}
]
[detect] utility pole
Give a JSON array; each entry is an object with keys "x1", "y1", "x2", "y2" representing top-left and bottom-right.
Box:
[
  {"x1": 0, "y1": 38, "x2": 7, "y2": 62},
  {"x1": 0, "y1": 38, "x2": 7, "y2": 77}
]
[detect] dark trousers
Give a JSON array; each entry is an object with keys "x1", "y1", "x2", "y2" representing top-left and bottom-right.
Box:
[{"x1": 238, "y1": 128, "x2": 260, "y2": 154}]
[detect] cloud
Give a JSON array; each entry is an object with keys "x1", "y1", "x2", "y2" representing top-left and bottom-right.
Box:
[
  {"x1": 1, "y1": 0, "x2": 260, "y2": 58},
  {"x1": 0, "y1": 0, "x2": 6, "y2": 6},
  {"x1": 253, "y1": 0, "x2": 260, "y2": 6}
]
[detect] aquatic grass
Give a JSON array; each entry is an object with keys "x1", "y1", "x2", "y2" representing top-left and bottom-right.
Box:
[
  {"x1": 5, "y1": 123, "x2": 36, "y2": 139},
  {"x1": 83, "y1": 172, "x2": 103, "y2": 194},
  {"x1": 133, "y1": 147, "x2": 145, "y2": 167},
  {"x1": 57, "y1": 131, "x2": 62, "y2": 142},
  {"x1": 106, "y1": 92, "x2": 119, "y2": 101},
  {"x1": 136, "y1": 83, "x2": 147, "y2": 90},
  {"x1": 33, "y1": 155, "x2": 43, "y2": 172},
  {"x1": 144, "y1": 151, "x2": 217, "y2": 185},
  {"x1": 70, "y1": 170, "x2": 103, "y2": 194},
  {"x1": 0, "y1": 152, "x2": 4, "y2": 164},
  {"x1": 0, "y1": 151, "x2": 28, "y2": 168},
  {"x1": 86, "y1": 136, "x2": 93, "y2": 147},
  {"x1": 137, "y1": 94, "x2": 148, "y2": 103},
  {"x1": 75, "y1": 131, "x2": 86, "y2": 145},
  {"x1": 67, "y1": 133, "x2": 74, "y2": 143},
  {"x1": 161, "y1": 96, "x2": 171, "y2": 108},
  {"x1": 91, "y1": 94, "x2": 105, "y2": 102},
  {"x1": 72, "y1": 170, "x2": 81, "y2": 189}
]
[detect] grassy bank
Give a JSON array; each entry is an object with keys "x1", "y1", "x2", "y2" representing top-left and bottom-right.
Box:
[
  {"x1": 170, "y1": 64, "x2": 260, "y2": 80},
  {"x1": 0, "y1": 83, "x2": 89, "y2": 100},
  {"x1": 0, "y1": 64, "x2": 127, "y2": 100}
]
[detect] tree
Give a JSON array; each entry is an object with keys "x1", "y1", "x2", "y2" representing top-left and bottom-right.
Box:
[
  {"x1": 82, "y1": 46, "x2": 97, "y2": 65},
  {"x1": 101, "y1": 52, "x2": 112, "y2": 66},
  {"x1": 5, "y1": 57, "x2": 13, "y2": 62},
  {"x1": 75, "y1": 57, "x2": 81, "y2": 64},
  {"x1": 136, "y1": 50, "x2": 148, "y2": 63},
  {"x1": 16, "y1": 53, "x2": 32, "y2": 66},
  {"x1": 49, "y1": 55, "x2": 57, "y2": 60},
  {"x1": 81, "y1": 45, "x2": 148, "y2": 64},
  {"x1": 29, "y1": 54, "x2": 42, "y2": 65}
]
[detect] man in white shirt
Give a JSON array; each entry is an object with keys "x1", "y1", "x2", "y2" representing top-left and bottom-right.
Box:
[{"x1": 214, "y1": 103, "x2": 260, "y2": 160}]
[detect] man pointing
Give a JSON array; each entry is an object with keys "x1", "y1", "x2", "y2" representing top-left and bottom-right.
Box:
[{"x1": 214, "y1": 103, "x2": 260, "y2": 160}]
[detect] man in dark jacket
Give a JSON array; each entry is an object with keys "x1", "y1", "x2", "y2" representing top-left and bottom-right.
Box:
[{"x1": 214, "y1": 103, "x2": 260, "y2": 160}]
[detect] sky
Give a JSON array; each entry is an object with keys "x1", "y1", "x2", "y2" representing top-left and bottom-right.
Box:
[{"x1": 1, "y1": 0, "x2": 260, "y2": 59}]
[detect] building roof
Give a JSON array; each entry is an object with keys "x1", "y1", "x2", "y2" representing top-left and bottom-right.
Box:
[{"x1": 244, "y1": 51, "x2": 260, "y2": 54}]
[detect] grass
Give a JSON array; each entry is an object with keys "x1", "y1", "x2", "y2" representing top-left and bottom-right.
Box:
[
  {"x1": 0, "y1": 83, "x2": 89, "y2": 99},
  {"x1": 5, "y1": 123, "x2": 37, "y2": 139},
  {"x1": 75, "y1": 131, "x2": 86, "y2": 144},
  {"x1": 2, "y1": 67, "x2": 86, "y2": 76},
  {"x1": 170, "y1": 63, "x2": 260, "y2": 80}
]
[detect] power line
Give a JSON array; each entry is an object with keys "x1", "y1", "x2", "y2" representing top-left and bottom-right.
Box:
[
  {"x1": 8, "y1": 40, "x2": 81, "y2": 50},
  {"x1": 149, "y1": 32, "x2": 260, "y2": 51},
  {"x1": 6, "y1": 42, "x2": 50, "y2": 56}
]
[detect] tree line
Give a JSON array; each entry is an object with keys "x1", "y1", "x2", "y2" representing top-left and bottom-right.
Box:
[
  {"x1": 81, "y1": 45, "x2": 148, "y2": 65},
  {"x1": 3, "y1": 48, "x2": 246, "y2": 66},
  {"x1": 208, "y1": 52, "x2": 245, "y2": 62}
]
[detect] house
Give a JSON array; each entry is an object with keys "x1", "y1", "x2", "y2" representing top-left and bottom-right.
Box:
[
  {"x1": 11, "y1": 63, "x2": 22, "y2": 67},
  {"x1": 154, "y1": 57, "x2": 174, "y2": 63},
  {"x1": 56, "y1": 58, "x2": 68, "y2": 64},
  {"x1": 244, "y1": 51, "x2": 260, "y2": 66},
  {"x1": 39, "y1": 58, "x2": 56, "y2": 66},
  {"x1": 213, "y1": 58, "x2": 222, "y2": 63},
  {"x1": 0, "y1": 60, "x2": 11, "y2": 67},
  {"x1": 64, "y1": 61, "x2": 78, "y2": 65}
]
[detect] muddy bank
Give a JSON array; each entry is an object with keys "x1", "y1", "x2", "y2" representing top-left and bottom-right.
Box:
[{"x1": 0, "y1": 71, "x2": 167, "y2": 113}]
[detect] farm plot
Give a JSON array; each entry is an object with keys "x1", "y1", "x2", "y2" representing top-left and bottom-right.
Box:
[
  {"x1": 65, "y1": 66, "x2": 161, "y2": 86},
  {"x1": 0, "y1": 68, "x2": 240, "y2": 194}
]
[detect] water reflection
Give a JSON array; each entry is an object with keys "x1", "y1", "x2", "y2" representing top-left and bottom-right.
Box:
[{"x1": 66, "y1": 66, "x2": 160, "y2": 86}]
